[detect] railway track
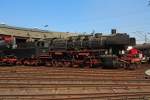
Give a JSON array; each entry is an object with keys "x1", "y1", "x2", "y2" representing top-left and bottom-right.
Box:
[
  {"x1": 0, "y1": 67, "x2": 147, "y2": 77},
  {"x1": 0, "y1": 65, "x2": 149, "y2": 99},
  {"x1": 0, "y1": 73, "x2": 145, "y2": 79},
  {"x1": 0, "y1": 93, "x2": 150, "y2": 100},
  {"x1": 0, "y1": 64, "x2": 148, "y2": 72},
  {"x1": 0, "y1": 68, "x2": 146, "y2": 80}
]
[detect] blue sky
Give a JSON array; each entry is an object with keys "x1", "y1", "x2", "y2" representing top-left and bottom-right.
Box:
[{"x1": 0, "y1": 0, "x2": 150, "y2": 43}]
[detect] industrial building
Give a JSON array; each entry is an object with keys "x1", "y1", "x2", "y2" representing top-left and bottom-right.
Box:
[{"x1": 0, "y1": 24, "x2": 75, "y2": 44}]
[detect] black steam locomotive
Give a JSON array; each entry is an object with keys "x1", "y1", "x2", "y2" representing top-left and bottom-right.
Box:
[{"x1": 0, "y1": 30, "x2": 136, "y2": 68}]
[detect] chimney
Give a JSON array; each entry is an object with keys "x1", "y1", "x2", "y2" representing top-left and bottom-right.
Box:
[{"x1": 111, "y1": 29, "x2": 117, "y2": 34}]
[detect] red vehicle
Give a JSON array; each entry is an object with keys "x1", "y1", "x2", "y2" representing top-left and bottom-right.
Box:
[{"x1": 120, "y1": 47, "x2": 143, "y2": 69}]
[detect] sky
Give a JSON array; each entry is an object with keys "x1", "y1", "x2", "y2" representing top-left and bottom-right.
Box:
[{"x1": 0, "y1": 0, "x2": 150, "y2": 43}]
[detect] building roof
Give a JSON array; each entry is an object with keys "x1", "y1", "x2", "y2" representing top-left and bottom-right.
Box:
[
  {"x1": 0, "y1": 24, "x2": 55, "y2": 33},
  {"x1": 0, "y1": 24, "x2": 76, "y2": 39},
  {"x1": 135, "y1": 43, "x2": 150, "y2": 49}
]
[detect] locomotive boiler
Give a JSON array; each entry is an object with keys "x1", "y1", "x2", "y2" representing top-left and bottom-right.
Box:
[{"x1": 50, "y1": 31, "x2": 135, "y2": 55}]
